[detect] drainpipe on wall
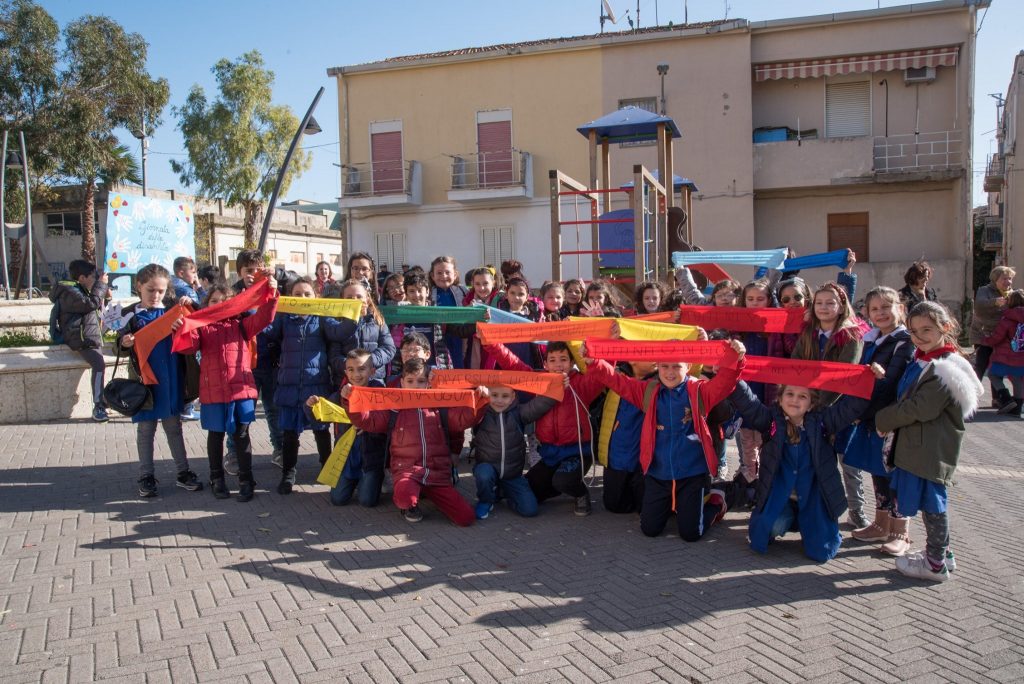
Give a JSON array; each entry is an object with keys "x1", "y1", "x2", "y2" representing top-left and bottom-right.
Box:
[
  {"x1": 342, "y1": 73, "x2": 354, "y2": 267},
  {"x1": 963, "y1": 3, "x2": 978, "y2": 306}
]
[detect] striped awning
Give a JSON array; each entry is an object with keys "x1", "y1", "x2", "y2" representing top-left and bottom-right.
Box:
[{"x1": 754, "y1": 46, "x2": 959, "y2": 82}]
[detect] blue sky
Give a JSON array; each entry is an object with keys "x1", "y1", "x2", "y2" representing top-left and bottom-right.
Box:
[{"x1": 41, "y1": 0, "x2": 1021, "y2": 207}]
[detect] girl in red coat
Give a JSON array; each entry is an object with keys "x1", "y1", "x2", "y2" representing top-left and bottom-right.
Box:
[
  {"x1": 981, "y1": 289, "x2": 1024, "y2": 416},
  {"x1": 343, "y1": 358, "x2": 485, "y2": 525},
  {"x1": 176, "y1": 280, "x2": 279, "y2": 501}
]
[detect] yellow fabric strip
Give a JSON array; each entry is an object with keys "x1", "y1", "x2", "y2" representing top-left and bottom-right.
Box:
[
  {"x1": 311, "y1": 398, "x2": 352, "y2": 424},
  {"x1": 316, "y1": 428, "x2": 357, "y2": 488},
  {"x1": 596, "y1": 391, "x2": 621, "y2": 468},
  {"x1": 277, "y1": 297, "x2": 363, "y2": 321}
]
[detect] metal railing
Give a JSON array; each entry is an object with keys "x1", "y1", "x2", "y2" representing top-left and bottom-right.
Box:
[
  {"x1": 449, "y1": 149, "x2": 529, "y2": 190},
  {"x1": 983, "y1": 215, "x2": 1003, "y2": 250},
  {"x1": 872, "y1": 130, "x2": 963, "y2": 173},
  {"x1": 341, "y1": 160, "x2": 414, "y2": 197},
  {"x1": 984, "y1": 153, "x2": 1005, "y2": 192}
]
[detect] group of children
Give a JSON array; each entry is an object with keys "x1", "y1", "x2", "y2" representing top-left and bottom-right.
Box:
[{"x1": 62, "y1": 247, "x2": 1020, "y2": 585}]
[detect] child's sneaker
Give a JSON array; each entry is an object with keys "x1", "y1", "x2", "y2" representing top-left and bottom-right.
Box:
[
  {"x1": 475, "y1": 502, "x2": 494, "y2": 520},
  {"x1": 402, "y1": 505, "x2": 423, "y2": 522},
  {"x1": 271, "y1": 449, "x2": 284, "y2": 469},
  {"x1": 573, "y1": 495, "x2": 592, "y2": 517},
  {"x1": 92, "y1": 406, "x2": 109, "y2": 423},
  {"x1": 707, "y1": 489, "x2": 728, "y2": 525},
  {"x1": 137, "y1": 475, "x2": 158, "y2": 498},
  {"x1": 176, "y1": 470, "x2": 203, "y2": 492},
  {"x1": 237, "y1": 480, "x2": 255, "y2": 503},
  {"x1": 895, "y1": 552, "x2": 950, "y2": 582},
  {"x1": 904, "y1": 549, "x2": 956, "y2": 573},
  {"x1": 179, "y1": 403, "x2": 200, "y2": 421},
  {"x1": 277, "y1": 468, "x2": 296, "y2": 495}
]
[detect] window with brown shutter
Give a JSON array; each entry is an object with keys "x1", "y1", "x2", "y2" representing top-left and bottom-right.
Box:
[{"x1": 827, "y1": 212, "x2": 869, "y2": 262}]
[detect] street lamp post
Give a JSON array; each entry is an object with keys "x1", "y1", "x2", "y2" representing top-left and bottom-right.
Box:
[
  {"x1": 257, "y1": 87, "x2": 324, "y2": 253},
  {"x1": 132, "y1": 109, "x2": 148, "y2": 197},
  {"x1": 657, "y1": 63, "x2": 670, "y2": 115}
]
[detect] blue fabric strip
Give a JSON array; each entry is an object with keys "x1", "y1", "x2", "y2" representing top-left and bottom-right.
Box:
[
  {"x1": 779, "y1": 249, "x2": 850, "y2": 272},
  {"x1": 672, "y1": 249, "x2": 787, "y2": 270}
]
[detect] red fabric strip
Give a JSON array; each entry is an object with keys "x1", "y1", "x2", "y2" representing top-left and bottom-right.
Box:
[
  {"x1": 690, "y1": 263, "x2": 732, "y2": 283},
  {"x1": 677, "y1": 305, "x2": 805, "y2": 334},
  {"x1": 171, "y1": 278, "x2": 274, "y2": 353},
  {"x1": 348, "y1": 387, "x2": 478, "y2": 413},
  {"x1": 740, "y1": 356, "x2": 876, "y2": 400},
  {"x1": 584, "y1": 338, "x2": 736, "y2": 368}
]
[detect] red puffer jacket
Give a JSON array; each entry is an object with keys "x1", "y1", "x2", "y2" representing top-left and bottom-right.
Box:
[
  {"x1": 487, "y1": 342, "x2": 606, "y2": 445},
  {"x1": 982, "y1": 307, "x2": 1024, "y2": 367},
  {"x1": 350, "y1": 405, "x2": 482, "y2": 486},
  {"x1": 176, "y1": 295, "x2": 278, "y2": 404}
]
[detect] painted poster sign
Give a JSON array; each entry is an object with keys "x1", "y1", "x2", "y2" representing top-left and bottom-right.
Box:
[{"x1": 103, "y1": 192, "x2": 194, "y2": 274}]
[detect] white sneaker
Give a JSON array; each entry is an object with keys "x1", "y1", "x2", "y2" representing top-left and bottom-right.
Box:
[
  {"x1": 895, "y1": 553, "x2": 950, "y2": 582},
  {"x1": 904, "y1": 549, "x2": 956, "y2": 573}
]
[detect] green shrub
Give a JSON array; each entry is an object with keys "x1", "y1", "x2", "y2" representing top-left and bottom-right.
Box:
[{"x1": 0, "y1": 330, "x2": 51, "y2": 348}]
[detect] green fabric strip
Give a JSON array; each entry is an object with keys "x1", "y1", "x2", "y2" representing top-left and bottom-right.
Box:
[{"x1": 380, "y1": 305, "x2": 487, "y2": 325}]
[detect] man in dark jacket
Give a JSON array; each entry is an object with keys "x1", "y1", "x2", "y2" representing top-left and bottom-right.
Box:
[{"x1": 50, "y1": 259, "x2": 109, "y2": 422}]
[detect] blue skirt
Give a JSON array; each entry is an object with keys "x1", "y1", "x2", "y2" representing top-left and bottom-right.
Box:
[
  {"x1": 890, "y1": 467, "x2": 947, "y2": 517},
  {"x1": 279, "y1": 405, "x2": 327, "y2": 434},
  {"x1": 200, "y1": 400, "x2": 255, "y2": 434},
  {"x1": 988, "y1": 361, "x2": 1024, "y2": 378},
  {"x1": 841, "y1": 424, "x2": 888, "y2": 477}
]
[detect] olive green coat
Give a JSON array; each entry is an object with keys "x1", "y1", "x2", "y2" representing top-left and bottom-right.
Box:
[{"x1": 875, "y1": 353, "x2": 983, "y2": 486}]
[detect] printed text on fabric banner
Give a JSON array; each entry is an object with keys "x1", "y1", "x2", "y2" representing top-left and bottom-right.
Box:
[
  {"x1": 430, "y1": 370, "x2": 565, "y2": 401},
  {"x1": 277, "y1": 297, "x2": 362, "y2": 320},
  {"x1": 347, "y1": 387, "x2": 479, "y2": 413}
]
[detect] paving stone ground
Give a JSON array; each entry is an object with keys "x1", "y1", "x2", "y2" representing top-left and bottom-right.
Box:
[{"x1": 1, "y1": 396, "x2": 1022, "y2": 683}]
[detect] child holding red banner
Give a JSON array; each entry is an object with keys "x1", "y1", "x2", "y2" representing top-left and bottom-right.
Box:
[
  {"x1": 728, "y1": 381, "x2": 869, "y2": 562},
  {"x1": 175, "y1": 278, "x2": 279, "y2": 502},
  {"x1": 876, "y1": 302, "x2": 984, "y2": 581},
  {"x1": 793, "y1": 280, "x2": 869, "y2": 528},
  {"x1": 344, "y1": 359, "x2": 484, "y2": 525},
  {"x1": 584, "y1": 339, "x2": 746, "y2": 540},
  {"x1": 486, "y1": 341, "x2": 608, "y2": 516},
  {"x1": 117, "y1": 263, "x2": 202, "y2": 499},
  {"x1": 842, "y1": 287, "x2": 915, "y2": 553},
  {"x1": 266, "y1": 277, "x2": 352, "y2": 495}
]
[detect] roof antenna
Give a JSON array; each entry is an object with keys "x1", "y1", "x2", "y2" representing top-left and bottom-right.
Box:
[{"x1": 600, "y1": 0, "x2": 617, "y2": 32}]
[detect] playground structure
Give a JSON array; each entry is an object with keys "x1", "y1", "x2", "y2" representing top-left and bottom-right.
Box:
[{"x1": 548, "y1": 107, "x2": 696, "y2": 293}]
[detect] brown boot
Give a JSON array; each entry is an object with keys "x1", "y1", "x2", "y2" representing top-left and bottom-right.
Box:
[
  {"x1": 852, "y1": 508, "x2": 891, "y2": 542},
  {"x1": 881, "y1": 515, "x2": 911, "y2": 556}
]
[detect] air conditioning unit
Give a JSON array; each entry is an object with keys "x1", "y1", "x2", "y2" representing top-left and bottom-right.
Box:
[{"x1": 904, "y1": 66, "x2": 936, "y2": 85}]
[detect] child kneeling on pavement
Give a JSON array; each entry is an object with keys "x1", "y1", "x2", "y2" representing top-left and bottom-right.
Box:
[
  {"x1": 470, "y1": 384, "x2": 560, "y2": 519},
  {"x1": 345, "y1": 358, "x2": 484, "y2": 525}
]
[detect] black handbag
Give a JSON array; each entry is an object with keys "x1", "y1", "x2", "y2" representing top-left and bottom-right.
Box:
[{"x1": 103, "y1": 346, "x2": 153, "y2": 417}]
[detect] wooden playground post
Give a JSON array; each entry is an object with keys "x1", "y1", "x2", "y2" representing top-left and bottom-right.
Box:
[
  {"x1": 600, "y1": 139, "x2": 611, "y2": 215},
  {"x1": 549, "y1": 169, "x2": 563, "y2": 283}
]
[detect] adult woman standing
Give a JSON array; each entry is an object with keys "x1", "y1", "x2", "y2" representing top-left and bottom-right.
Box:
[
  {"x1": 970, "y1": 266, "x2": 1016, "y2": 412},
  {"x1": 899, "y1": 261, "x2": 938, "y2": 310}
]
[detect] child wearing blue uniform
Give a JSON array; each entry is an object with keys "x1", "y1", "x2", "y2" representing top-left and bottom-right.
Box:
[
  {"x1": 116, "y1": 263, "x2": 202, "y2": 498},
  {"x1": 876, "y1": 302, "x2": 983, "y2": 582},
  {"x1": 729, "y1": 382, "x2": 868, "y2": 562}
]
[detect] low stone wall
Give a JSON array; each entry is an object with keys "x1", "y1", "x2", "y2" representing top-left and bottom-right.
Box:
[
  {"x1": 0, "y1": 300, "x2": 52, "y2": 341},
  {"x1": 0, "y1": 344, "x2": 127, "y2": 423}
]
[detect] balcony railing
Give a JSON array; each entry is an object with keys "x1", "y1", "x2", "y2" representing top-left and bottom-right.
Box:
[
  {"x1": 984, "y1": 154, "x2": 1005, "y2": 192},
  {"x1": 342, "y1": 160, "x2": 415, "y2": 198},
  {"x1": 983, "y1": 215, "x2": 1004, "y2": 251},
  {"x1": 449, "y1": 149, "x2": 530, "y2": 190},
  {"x1": 872, "y1": 130, "x2": 962, "y2": 173}
]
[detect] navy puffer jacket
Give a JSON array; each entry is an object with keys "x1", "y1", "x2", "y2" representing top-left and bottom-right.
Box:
[
  {"x1": 267, "y1": 314, "x2": 349, "y2": 407},
  {"x1": 329, "y1": 315, "x2": 396, "y2": 382}
]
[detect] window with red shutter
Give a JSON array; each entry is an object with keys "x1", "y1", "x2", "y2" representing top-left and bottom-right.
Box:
[
  {"x1": 371, "y1": 130, "x2": 404, "y2": 194},
  {"x1": 477, "y1": 120, "x2": 513, "y2": 186}
]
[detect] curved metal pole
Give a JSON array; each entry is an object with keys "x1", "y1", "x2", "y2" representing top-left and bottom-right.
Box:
[
  {"x1": 1, "y1": 130, "x2": 9, "y2": 299},
  {"x1": 257, "y1": 86, "x2": 325, "y2": 253},
  {"x1": 20, "y1": 131, "x2": 32, "y2": 300}
]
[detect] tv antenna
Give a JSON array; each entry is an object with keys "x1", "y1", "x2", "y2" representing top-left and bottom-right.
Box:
[{"x1": 600, "y1": 0, "x2": 617, "y2": 32}]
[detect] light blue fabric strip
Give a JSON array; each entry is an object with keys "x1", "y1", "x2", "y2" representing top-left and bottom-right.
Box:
[
  {"x1": 672, "y1": 249, "x2": 787, "y2": 270},
  {"x1": 471, "y1": 302, "x2": 532, "y2": 324}
]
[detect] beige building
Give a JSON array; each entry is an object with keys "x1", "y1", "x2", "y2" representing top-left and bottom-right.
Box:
[
  {"x1": 33, "y1": 185, "x2": 344, "y2": 286},
  {"x1": 328, "y1": 0, "x2": 985, "y2": 305},
  {"x1": 984, "y1": 50, "x2": 1024, "y2": 279}
]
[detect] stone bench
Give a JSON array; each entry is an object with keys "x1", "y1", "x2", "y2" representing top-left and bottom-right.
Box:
[{"x1": 0, "y1": 344, "x2": 127, "y2": 424}]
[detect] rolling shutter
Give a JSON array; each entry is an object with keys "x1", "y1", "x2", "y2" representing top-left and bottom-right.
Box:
[
  {"x1": 371, "y1": 131, "x2": 404, "y2": 193},
  {"x1": 825, "y1": 81, "x2": 870, "y2": 138},
  {"x1": 827, "y1": 213, "x2": 869, "y2": 262},
  {"x1": 477, "y1": 121, "x2": 513, "y2": 186},
  {"x1": 482, "y1": 226, "x2": 514, "y2": 265},
  {"x1": 375, "y1": 232, "x2": 406, "y2": 271}
]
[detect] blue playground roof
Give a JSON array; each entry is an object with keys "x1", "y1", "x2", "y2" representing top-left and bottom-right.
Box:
[
  {"x1": 577, "y1": 106, "x2": 682, "y2": 143},
  {"x1": 620, "y1": 170, "x2": 699, "y2": 192}
]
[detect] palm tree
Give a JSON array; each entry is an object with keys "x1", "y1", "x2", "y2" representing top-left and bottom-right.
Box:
[{"x1": 78, "y1": 138, "x2": 141, "y2": 263}]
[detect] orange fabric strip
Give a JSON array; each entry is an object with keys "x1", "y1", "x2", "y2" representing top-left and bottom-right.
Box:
[
  {"x1": 584, "y1": 338, "x2": 736, "y2": 368},
  {"x1": 627, "y1": 311, "x2": 675, "y2": 322},
  {"x1": 134, "y1": 303, "x2": 191, "y2": 385},
  {"x1": 478, "y1": 319, "x2": 613, "y2": 345},
  {"x1": 430, "y1": 370, "x2": 565, "y2": 401},
  {"x1": 348, "y1": 387, "x2": 478, "y2": 413}
]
